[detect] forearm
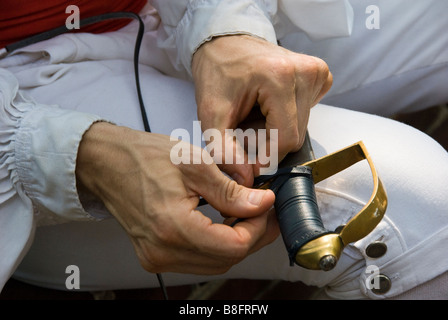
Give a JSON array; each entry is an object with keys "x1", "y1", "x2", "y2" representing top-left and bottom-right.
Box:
[
  {"x1": 75, "y1": 122, "x2": 183, "y2": 224},
  {"x1": 76, "y1": 122, "x2": 121, "y2": 202},
  {"x1": 75, "y1": 122, "x2": 147, "y2": 210}
]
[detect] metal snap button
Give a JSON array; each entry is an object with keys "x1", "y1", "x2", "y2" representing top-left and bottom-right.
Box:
[
  {"x1": 366, "y1": 241, "x2": 387, "y2": 258},
  {"x1": 370, "y1": 274, "x2": 392, "y2": 295}
]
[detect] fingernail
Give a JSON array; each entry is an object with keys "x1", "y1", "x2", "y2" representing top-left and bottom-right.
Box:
[{"x1": 248, "y1": 190, "x2": 265, "y2": 206}]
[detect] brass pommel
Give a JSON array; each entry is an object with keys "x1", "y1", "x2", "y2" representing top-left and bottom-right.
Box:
[{"x1": 295, "y1": 234, "x2": 343, "y2": 271}]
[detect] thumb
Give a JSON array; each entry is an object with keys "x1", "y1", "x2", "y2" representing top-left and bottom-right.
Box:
[{"x1": 197, "y1": 169, "x2": 275, "y2": 218}]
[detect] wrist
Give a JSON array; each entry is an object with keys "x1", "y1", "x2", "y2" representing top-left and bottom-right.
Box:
[{"x1": 76, "y1": 121, "x2": 124, "y2": 200}]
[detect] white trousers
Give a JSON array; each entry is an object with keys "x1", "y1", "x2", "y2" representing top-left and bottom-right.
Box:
[{"x1": 3, "y1": 1, "x2": 448, "y2": 299}]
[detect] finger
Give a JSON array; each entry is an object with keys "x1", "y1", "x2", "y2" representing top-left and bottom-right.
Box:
[
  {"x1": 132, "y1": 204, "x2": 273, "y2": 275},
  {"x1": 214, "y1": 132, "x2": 255, "y2": 187},
  {"x1": 133, "y1": 202, "x2": 276, "y2": 275},
  {"x1": 133, "y1": 235, "x2": 234, "y2": 275},
  {"x1": 194, "y1": 166, "x2": 275, "y2": 218},
  {"x1": 313, "y1": 70, "x2": 333, "y2": 105},
  {"x1": 200, "y1": 102, "x2": 257, "y2": 186},
  {"x1": 183, "y1": 208, "x2": 275, "y2": 264},
  {"x1": 256, "y1": 82, "x2": 301, "y2": 169},
  {"x1": 228, "y1": 207, "x2": 280, "y2": 254}
]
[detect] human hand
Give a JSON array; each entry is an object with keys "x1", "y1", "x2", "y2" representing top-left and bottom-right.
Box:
[
  {"x1": 76, "y1": 122, "x2": 277, "y2": 274},
  {"x1": 192, "y1": 35, "x2": 332, "y2": 186}
]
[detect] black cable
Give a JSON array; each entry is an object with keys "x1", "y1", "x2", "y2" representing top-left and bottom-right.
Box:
[{"x1": 157, "y1": 273, "x2": 169, "y2": 300}]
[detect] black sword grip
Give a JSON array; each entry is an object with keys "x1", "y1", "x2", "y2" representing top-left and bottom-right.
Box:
[{"x1": 273, "y1": 166, "x2": 329, "y2": 266}]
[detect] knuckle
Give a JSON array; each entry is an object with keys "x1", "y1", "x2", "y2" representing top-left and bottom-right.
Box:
[
  {"x1": 232, "y1": 247, "x2": 249, "y2": 264},
  {"x1": 272, "y1": 58, "x2": 296, "y2": 82},
  {"x1": 305, "y1": 56, "x2": 328, "y2": 72},
  {"x1": 230, "y1": 239, "x2": 251, "y2": 263},
  {"x1": 257, "y1": 55, "x2": 296, "y2": 83},
  {"x1": 314, "y1": 56, "x2": 330, "y2": 74},
  {"x1": 229, "y1": 247, "x2": 249, "y2": 266},
  {"x1": 302, "y1": 56, "x2": 330, "y2": 84},
  {"x1": 222, "y1": 179, "x2": 242, "y2": 203},
  {"x1": 271, "y1": 56, "x2": 296, "y2": 76}
]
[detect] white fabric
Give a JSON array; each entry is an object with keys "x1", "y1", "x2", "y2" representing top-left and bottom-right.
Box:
[
  {"x1": 150, "y1": 0, "x2": 354, "y2": 76},
  {"x1": 152, "y1": 0, "x2": 448, "y2": 114},
  {"x1": 1, "y1": 0, "x2": 448, "y2": 299},
  {"x1": 281, "y1": 0, "x2": 448, "y2": 115}
]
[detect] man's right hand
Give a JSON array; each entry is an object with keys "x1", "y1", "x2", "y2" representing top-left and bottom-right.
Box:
[
  {"x1": 192, "y1": 35, "x2": 333, "y2": 186},
  {"x1": 75, "y1": 122, "x2": 278, "y2": 275}
]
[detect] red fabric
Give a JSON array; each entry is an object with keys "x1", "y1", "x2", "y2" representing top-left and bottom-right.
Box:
[{"x1": 0, "y1": 0, "x2": 147, "y2": 49}]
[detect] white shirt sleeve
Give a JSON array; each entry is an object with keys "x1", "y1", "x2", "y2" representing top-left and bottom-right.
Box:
[
  {"x1": 150, "y1": 0, "x2": 278, "y2": 77},
  {"x1": 0, "y1": 68, "x2": 110, "y2": 226},
  {"x1": 0, "y1": 68, "x2": 115, "y2": 291},
  {"x1": 150, "y1": 0, "x2": 353, "y2": 77}
]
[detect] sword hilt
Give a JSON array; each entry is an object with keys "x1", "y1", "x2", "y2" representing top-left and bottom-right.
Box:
[
  {"x1": 260, "y1": 166, "x2": 337, "y2": 270},
  {"x1": 200, "y1": 138, "x2": 387, "y2": 272},
  {"x1": 254, "y1": 140, "x2": 387, "y2": 271}
]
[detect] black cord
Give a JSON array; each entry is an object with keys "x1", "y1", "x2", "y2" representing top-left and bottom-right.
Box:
[{"x1": 157, "y1": 273, "x2": 169, "y2": 300}]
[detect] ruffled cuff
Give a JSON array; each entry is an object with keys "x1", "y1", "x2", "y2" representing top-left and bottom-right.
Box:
[{"x1": 0, "y1": 69, "x2": 110, "y2": 225}]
